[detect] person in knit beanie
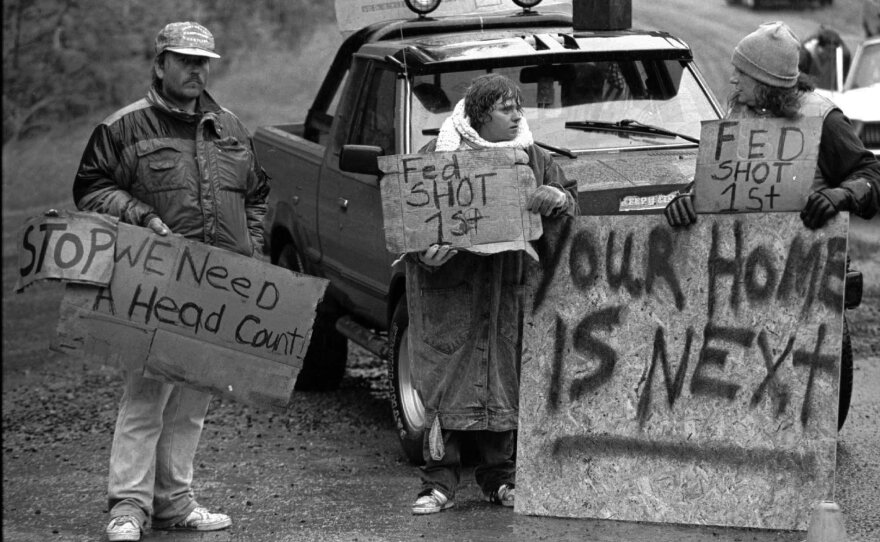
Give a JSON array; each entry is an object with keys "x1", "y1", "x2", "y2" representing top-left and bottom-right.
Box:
[
  {"x1": 664, "y1": 21, "x2": 879, "y2": 230},
  {"x1": 732, "y1": 21, "x2": 801, "y2": 89}
]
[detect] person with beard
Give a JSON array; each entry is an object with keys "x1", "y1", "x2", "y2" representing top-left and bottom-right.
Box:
[
  {"x1": 664, "y1": 22, "x2": 879, "y2": 229},
  {"x1": 73, "y1": 22, "x2": 269, "y2": 541},
  {"x1": 407, "y1": 74, "x2": 578, "y2": 515}
]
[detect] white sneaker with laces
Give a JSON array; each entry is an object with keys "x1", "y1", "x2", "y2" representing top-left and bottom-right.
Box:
[
  {"x1": 412, "y1": 488, "x2": 454, "y2": 515},
  {"x1": 168, "y1": 506, "x2": 232, "y2": 531},
  {"x1": 106, "y1": 515, "x2": 140, "y2": 541}
]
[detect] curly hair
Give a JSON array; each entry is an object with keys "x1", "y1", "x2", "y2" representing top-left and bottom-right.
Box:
[
  {"x1": 464, "y1": 74, "x2": 523, "y2": 131},
  {"x1": 151, "y1": 52, "x2": 167, "y2": 89},
  {"x1": 727, "y1": 73, "x2": 816, "y2": 119}
]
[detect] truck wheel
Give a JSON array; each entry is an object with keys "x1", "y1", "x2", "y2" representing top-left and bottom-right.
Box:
[
  {"x1": 276, "y1": 243, "x2": 348, "y2": 391},
  {"x1": 838, "y1": 316, "x2": 853, "y2": 431},
  {"x1": 294, "y1": 305, "x2": 348, "y2": 391},
  {"x1": 388, "y1": 298, "x2": 426, "y2": 464}
]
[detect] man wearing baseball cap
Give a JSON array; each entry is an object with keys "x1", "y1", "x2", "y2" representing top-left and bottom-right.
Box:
[
  {"x1": 665, "y1": 21, "x2": 879, "y2": 229},
  {"x1": 73, "y1": 22, "x2": 269, "y2": 541}
]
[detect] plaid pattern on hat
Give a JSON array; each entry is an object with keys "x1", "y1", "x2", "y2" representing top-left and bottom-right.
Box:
[
  {"x1": 155, "y1": 22, "x2": 220, "y2": 58},
  {"x1": 732, "y1": 22, "x2": 800, "y2": 88}
]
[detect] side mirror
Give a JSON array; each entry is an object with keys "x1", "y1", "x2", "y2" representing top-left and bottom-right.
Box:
[{"x1": 339, "y1": 144, "x2": 383, "y2": 176}]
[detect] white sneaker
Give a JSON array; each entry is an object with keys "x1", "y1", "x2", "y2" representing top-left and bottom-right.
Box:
[
  {"x1": 166, "y1": 506, "x2": 232, "y2": 531},
  {"x1": 106, "y1": 515, "x2": 140, "y2": 541},
  {"x1": 412, "y1": 488, "x2": 454, "y2": 515}
]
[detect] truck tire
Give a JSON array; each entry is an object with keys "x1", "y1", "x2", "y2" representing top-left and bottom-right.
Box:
[
  {"x1": 388, "y1": 298, "x2": 426, "y2": 464},
  {"x1": 838, "y1": 316, "x2": 853, "y2": 431},
  {"x1": 276, "y1": 243, "x2": 348, "y2": 391}
]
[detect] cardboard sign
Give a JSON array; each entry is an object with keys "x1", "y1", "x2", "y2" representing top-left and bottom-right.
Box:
[
  {"x1": 517, "y1": 213, "x2": 846, "y2": 530},
  {"x1": 41, "y1": 215, "x2": 328, "y2": 409},
  {"x1": 334, "y1": 0, "x2": 572, "y2": 34},
  {"x1": 378, "y1": 148, "x2": 542, "y2": 254},
  {"x1": 694, "y1": 117, "x2": 822, "y2": 213},
  {"x1": 15, "y1": 211, "x2": 118, "y2": 291}
]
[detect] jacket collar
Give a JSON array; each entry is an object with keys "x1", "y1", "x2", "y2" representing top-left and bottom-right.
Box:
[{"x1": 147, "y1": 85, "x2": 222, "y2": 120}]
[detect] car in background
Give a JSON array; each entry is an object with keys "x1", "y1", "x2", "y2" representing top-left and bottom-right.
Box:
[
  {"x1": 865, "y1": 0, "x2": 880, "y2": 37},
  {"x1": 816, "y1": 36, "x2": 880, "y2": 156},
  {"x1": 725, "y1": 0, "x2": 826, "y2": 9}
]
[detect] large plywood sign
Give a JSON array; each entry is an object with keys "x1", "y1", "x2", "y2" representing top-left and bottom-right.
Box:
[
  {"x1": 694, "y1": 117, "x2": 822, "y2": 213},
  {"x1": 334, "y1": 0, "x2": 571, "y2": 33},
  {"x1": 22, "y1": 212, "x2": 329, "y2": 410},
  {"x1": 517, "y1": 213, "x2": 847, "y2": 530},
  {"x1": 378, "y1": 148, "x2": 542, "y2": 254}
]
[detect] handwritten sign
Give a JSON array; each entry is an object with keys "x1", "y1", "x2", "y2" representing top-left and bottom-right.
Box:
[
  {"x1": 15, "y1": 211, "x2": 117, "y2": 291},
  {"x1": 694, "y1": 117, "x2": 822, "y2": 213},
  {"x1": 378, "y1": 148, "x2": 542, "y2": 254},
  {"x1": 334, "y1": 0, "x2": 572, "y2": 34},
  {"x1": 517, "y1": 213, "x2": 846, "y2": 530},
  {"x1": 30, "y1": 213, "x2": 329, "y2": 409}
]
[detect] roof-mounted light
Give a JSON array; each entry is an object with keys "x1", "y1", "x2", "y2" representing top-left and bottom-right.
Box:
[
  {"x1": 513, "y1": 0, "x2": 543, "y2": 12},
  {"x1": 405, "y1": 0, "x2": 442, "y2": 17}
]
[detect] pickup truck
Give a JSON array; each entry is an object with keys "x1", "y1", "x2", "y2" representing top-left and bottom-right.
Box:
[{"x1": 253, "y1": 0, "x2": 853, "y2": 464}]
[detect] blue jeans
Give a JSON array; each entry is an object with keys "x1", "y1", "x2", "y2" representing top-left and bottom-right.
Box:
[
  {"x1": 107, "y1": 370, "x2": 212, "y2": 529},
  {"x1": 419, "y1": 429, "x2": 516, "y2": 499}
]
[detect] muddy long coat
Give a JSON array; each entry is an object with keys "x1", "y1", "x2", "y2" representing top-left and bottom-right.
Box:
[{"x1": 405, "y1": 141, "x2": 578, "y2": 432}]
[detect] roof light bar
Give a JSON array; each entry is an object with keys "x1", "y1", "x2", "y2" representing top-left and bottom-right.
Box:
[
  {"x1": 405, "y1": 0, "x2": 442, "y2": 16},
  {"x1": 513, "y1": 0, "x2": 543, "y2": 11}
]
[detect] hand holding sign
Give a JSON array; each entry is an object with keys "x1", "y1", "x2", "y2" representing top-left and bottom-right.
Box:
[
  {"x1": 527, "y1": 185, "x2": 567, "y2": 216},
  {"x1": 147, "y1": 216, "x2": 171, "y2": 236},
  {"x1": 801, "y1": 187, "x2": 849, "y2": 229},
  {"x1": 664, "y1": 193, "x2": 696, "y2": 227},
  {"x1": 418, "y1": 244, "x2": 458, "y2": 267}
]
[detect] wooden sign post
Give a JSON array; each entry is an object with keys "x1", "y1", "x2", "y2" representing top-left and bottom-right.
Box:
[
  {"x1": 694, "y1": 117, "x2": 822, "y2": 213},
  {"x1": 378, "y1": 148, "x2": 542, "y2": 254},
  {"x1": 17, "y1": 211, "x2": 329, "y2": 410},
  {"x1": 517, "y1": 213, "x2": 846, "y2": 530}
]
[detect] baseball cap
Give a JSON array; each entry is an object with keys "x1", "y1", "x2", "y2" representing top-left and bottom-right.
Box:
[{"x1": 155, "y1": 22, "x2": 220, "y2": 58}]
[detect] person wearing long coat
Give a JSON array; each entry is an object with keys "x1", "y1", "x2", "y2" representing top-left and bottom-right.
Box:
[{"x1": 406, "y1": 74, "x2": 578, "y2": 515}]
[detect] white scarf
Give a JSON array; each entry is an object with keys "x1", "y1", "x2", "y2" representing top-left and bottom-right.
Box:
[{"x1": 435, "y1": 99, "x2": 534, "y2": 151}]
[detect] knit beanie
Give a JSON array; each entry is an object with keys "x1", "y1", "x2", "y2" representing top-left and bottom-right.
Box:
[{"x1": 732, "y1": 22, "x2": 801, "y2": 88}]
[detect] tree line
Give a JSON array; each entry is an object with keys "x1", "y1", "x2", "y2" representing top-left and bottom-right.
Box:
[{"x1": 3, "y1": 0, "x2": 330, "y2": 144}]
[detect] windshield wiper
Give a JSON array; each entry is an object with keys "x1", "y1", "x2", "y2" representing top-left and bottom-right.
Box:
[
  {"x1": 565, "y1": 119, "x2": 700, "y2": 144},
  {"x1": 535, "y1": 140, "x2": 576, "y2": 159}
]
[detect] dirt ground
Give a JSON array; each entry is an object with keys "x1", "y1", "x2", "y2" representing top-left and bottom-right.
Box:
[{"x1": 2, "y1": 214, "x2": 878, "y2": 542}]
